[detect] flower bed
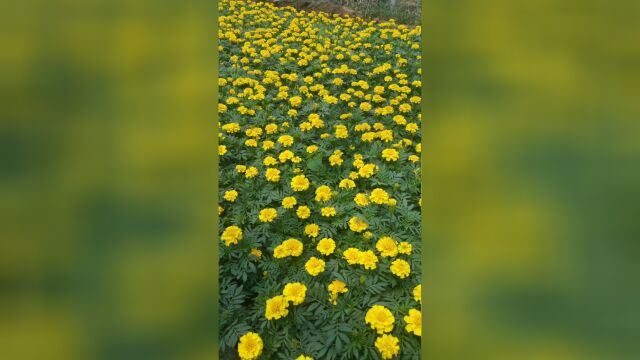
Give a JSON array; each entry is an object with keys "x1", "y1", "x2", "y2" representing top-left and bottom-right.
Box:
[{"x1": 218, "y1": 1, "x2": 422, "y2": 358}]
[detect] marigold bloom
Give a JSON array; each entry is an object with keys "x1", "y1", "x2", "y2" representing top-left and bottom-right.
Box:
[
  {"x1": 224, "y1": 190, "x2": 238, "y2": 202},
  {"x1": 369, "y1": 188, "x2": 389, "y2": 204},
  {"x1": 343, "y1": 248, "x2": 361, "y2": 265},
  {"x1": 282, "y1": 282, "x2": 307, "y2": 305},
  {"x1": 291, "y1": 174, "x2": 310, "y2": 191},
  {"x1": 375, "y1": 334, "x2": 400, "y2": 359},
  {"x1": 316, "y1": 238, "x2": 336, "y2": 256},
  {"x1": 282, "y1": 196, "x2": 297, "y2": 209},
  {"x1": 245, "y1": 166, "x2": 258, "y2": 178},
  {"x1": 404, "y1": 309, "x2": 422, "y2": 336},
  {"x1": 413, "y1": 284, "x2": 421, "y2": 303},
  {"x1": 315, "y1": 185, "x2": 332, "y2": 202},
  {"x1": 348, "y1": 216, "x2": 368, "y2": 232},
  {"x1": 258, "y1": 208, "x2": 277, "y2": 222},
  {"x1": 221, "y1": 225, "x2": 243, "y2": 246},
  {"x1": 219, "y1": 145, "x2": 227, "y2": 155},
  {"x1": 381, "y1": 148, "x2": 399, "y2": 161},
  {"x1": 304, "y1": 223, "x2": 320, "y2": 238},
  {"x1": 358, "y1": 250, "x2": 379, "y2": 270},
  {"x1": 339, "y1": 179, "x2": 355, "y2": 189},
  {"x1": 237, "y1": 332, "x2": 263, "y2": 360},
  {"x1": 376, "y1": 236, "x2": 398, "y2": 257},
  {"x1": 265, "y1": 295, "x2": 289, "y2": 320},
  {"x1": 305, "y1": 256, "x2": 325, "y2": 276},
  {"x1": 265, "y1": 168, "x2": 281, "y2": 182},
  {"x1": 398, "y1": 242, "x2": 412, "y2": 255},
  {"x1": 295, "y1": 205, "x2": 311, "y2": 219},
  {"x1": 354, "y1": 193, "x2": 369, "y2": 206},
  {"x1": 365, "y1": 305, "x2": 395, "y2": 334},
  {"x1": 390, "y1": 259, "x2": 411, "y2": 279},
  {"x1": 320, "y1": 207, "x2": 336, "y2": 217}
]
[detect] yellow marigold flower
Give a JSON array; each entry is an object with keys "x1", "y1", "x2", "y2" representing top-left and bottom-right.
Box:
[
  {"x1": 343, "y1": 248, "x2": 361, "y2": 265},
  {"x1": 288, "y1": 109, "x2": 298, "y2": 117},
  {"x1": 265, "y1": 167, "x2": 281, "y2": 182},
  {"x1": 375, "y1": 334, "x2": 400, "y2": 359},
  {"x1": 218, "y1": 206, "x2": 224, "y2": 215},
  {"x1": 404, "y1": 309, "x2": 422, "y2": 336},
  {"x1": 305, "y1": 256, "x2": 325, "y2": 276},
  {"x1": 304, "y1": 223, "x2": 320, "y2": 238},
  {"x1": 339, "y1": 179, "x2": 355, "y2": 189},
  {"x1": 263, "y1": 156, "x2": 278, "y2": 166},
  {"x1": 265, "y1": 123, "x2": 278, "y2": 134},
  {"x1": 408, "y1": 154, "x2": 419, "y2": 163},
  {"x1": 282, "y1": 238, "x2": 304, "y2": 257},
  {"x1": 327, "y1": 279, "x2": 348, "y2": 305},
  {"x1": 245, "y1": 139, "x2": 258, "y2": 147},
  {"x1": 221, "y1": 225, "x2": 242, "y2": 246},
  {"x1": 398, "y1": 242, "x2": 412, "y2": 255},
  {"x1": 315, "y1": 185, "x2": 332, "y2": 202},
  {"x1": 413, "y1": 284, "x2": 421, "y2": 303},
  {"x1": 358, "y1": 250, "x2": 379, "y2": 270},
  {"x1": 236, "y1": 165, "x2": 246, "y2": 173},
  {"x1": 360, "y1": 102, "x2": 372, "y2": 111},
  {"x1": 245, "y1": 166, "x2": 258, "y2": 178},
  {"x1": 279, "y1": 150, "x2": 294, "y2": 162},
  {"x1": 306, "y1": 145, "x2": 318, "y2": 153},
  {"x1": 221, "y1": 122, "x2": 240, "y2": 133},
  {"x1": 329, "y1": 154, "x2": 343, "y2": 166},
  {"x1": 369, "y1": 188, "x2": 390, "y2": 204},
  {"x1": 376, "y1": 236, "x2": 398, "y2": 257},
  {"x1": 289, "y1": 96, "x2": 302, "y2": 107},
  {"x1": 358, "y1": 163, "x2": 377, "y2": 178},
  {"x1": 262, "y1": 140, "x2": 275, "y2": 150},
  {"x1": 237, "y1": 332, "x2": 263, "y2": 360},
  {"x1": 282, "y1": 282, "x2": 307, "y2": 305},
  {"x1": 296, "y1": 205, "x2": 311, "y2": 219},
  {"x1": 381, "y1": 148, "x2": 399, "y2": 162},
  {"x1": 291, "y1": 174, "x2": 310, "y2": 191},
  {"x1": 219, "y1": 145, "x2": 227, "y2": 155},
  {"x1": 354, "y1": 193, "x2": 369, "y2": 206},
  {"x1": 349, "y1": 171, "x2": 359, "y2": 180},
  {"x1": 282, "y1": 196, "x2": 297, "y2": 209},
  {"x1": 224, "y1": 190, "x2": 238, "y2": 202},
  {"x1": 277, "y1": 135, "x2": 294, "y2": 147},
  {"x1": 295, "y1": 356, "x2": 313, "y2": 360},
  {"x1": 316, "y1": 238, "x2": 336, "y2": 256},
  {"x1": 320, "y1": 207, "x2": 336, "y2": 217},
  {"x1": 348, "y1": 216, "x2": 368, "y2": 232},
  {"x1": 250, "y1": 248, "x2": 262, "y2": 258},
  {"x1": 258, "y1": 208, "x2": 277, "y2": 223},
  {"x1": 390, "y1": 259, "x2": 411, "y2": 279},
  {"x1": 406, "y1": 123, "x2": 419, "y2": 133},
  {"x1": 387, "y1": 198, "x2": 397, "y2": 206},
  {"x1": 416, "y1": 143, "x2": 421, "y2": 153},
  {"x1": 328, "y1": 280, "x2": 348, "y2": 294},
  {"x1": 365, "y1": 305, "x2": 395, "y2": 334},
  {"x1": 265, "y1": 295, "x2": 289, "y2": 320},
  {"x1": 335, "y1": 124, "x2": 348, "y2": 138}
]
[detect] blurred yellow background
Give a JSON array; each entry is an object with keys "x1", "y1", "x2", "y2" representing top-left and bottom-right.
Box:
[
  {"x1": 1, "y1": 0, "x2": 218, "y2": 359},
  {"x1": 423, "y1": 0, "x2": 640, "y2": 359}
]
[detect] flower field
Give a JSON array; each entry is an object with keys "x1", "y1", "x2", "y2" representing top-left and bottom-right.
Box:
[{"x1": 218, "y1": 0, "x2": 422, "y2": 358}]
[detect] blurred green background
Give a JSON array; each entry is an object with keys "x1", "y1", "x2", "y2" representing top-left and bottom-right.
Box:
[
  {"x1": 423, "y1": 0, "x2": 640, "y2": 359},
  {"x1": 1, "y1": 0, "x2": 218, "y2": 359}
]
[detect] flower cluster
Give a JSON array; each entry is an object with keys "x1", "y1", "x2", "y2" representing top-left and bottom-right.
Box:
[{"x1": 217, "y1": 0, "x2": 422, "y2": 358}]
